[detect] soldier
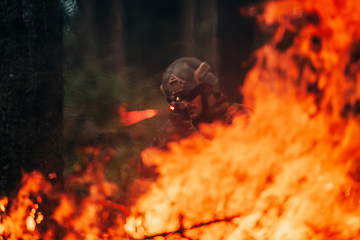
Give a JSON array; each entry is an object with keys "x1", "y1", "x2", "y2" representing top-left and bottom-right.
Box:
[{"x1": 153, "y1": 57, "x2": 252, "y2": 149}]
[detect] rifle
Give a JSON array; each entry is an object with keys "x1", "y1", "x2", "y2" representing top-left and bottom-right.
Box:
[{"x1": 169, "y1": 101, "x2": 191, "y2": 125}]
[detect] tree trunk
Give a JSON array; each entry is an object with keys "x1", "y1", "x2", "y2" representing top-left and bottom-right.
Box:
[
  {"x1": 198, "y1": 0, "x2": 218, "y2": 74},
  {"x1": 181, "y1": 0, "x2": 196, "y2": 56},
  {"x1": 0, "y1": 0, "x2": 64, "y2": 197},
  {"x1": 109, "y1": 0, "x2": 127, "y2": 74},
  {"x1": 90, "y1": 0, "x2": 127, "y2": 73}
]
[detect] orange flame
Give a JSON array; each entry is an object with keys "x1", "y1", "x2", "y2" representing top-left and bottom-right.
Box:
[
  {"x1": 124, "y1": 0, "x2": 360, "y2": 239},
  {"x1": 2, "y1": 0, "x2": 360, "y2": 239},
  {"x1": 0, "y1": 167, "x2": 127, "y2": 239}
]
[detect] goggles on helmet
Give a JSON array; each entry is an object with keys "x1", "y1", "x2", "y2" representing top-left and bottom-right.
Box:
[
  {"x1": 182, "y1": 84, "x2": 204, "y2": 101},
  {"x1": 171, "y1": 84, "x2": 204, "y2": 103}
]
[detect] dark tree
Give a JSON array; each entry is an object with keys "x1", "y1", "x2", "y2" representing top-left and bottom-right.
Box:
[
  {"x1": 218, "y1": 0, "x2": 268, "y2": 102},
  {"x1": 123, "y1": 0, "x2": 181, "y2": 76},
  {"x1": 76, "y1": 0, "x2": 126, "y2": 73},
  {"x1": 181, "y1": 0, "x2": 196, "y2": 56},
  {"x1": 0, "y1": 0, "x2": 64, "y2": 196}
]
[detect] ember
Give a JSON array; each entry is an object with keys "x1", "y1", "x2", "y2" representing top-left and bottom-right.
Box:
[{"x1": 1, "y1": 0, "x2": 360, "y2": 239}]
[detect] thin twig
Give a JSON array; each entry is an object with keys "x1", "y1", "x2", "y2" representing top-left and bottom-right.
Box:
[{"x1": 143, "y1": 214, "x2": 240, "y2": 240}]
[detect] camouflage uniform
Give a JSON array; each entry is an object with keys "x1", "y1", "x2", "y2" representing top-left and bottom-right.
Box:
[
  {"x1": 153, "y1": 57, "x2": 252, "y2": 149},
  {"x1": 154, "y1": 92, "x2": 252, "y2": 149}
]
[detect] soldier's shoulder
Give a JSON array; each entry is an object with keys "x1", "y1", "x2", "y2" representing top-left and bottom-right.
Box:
[
  {"x1": 153, "y1": 119, "x2": 197, "y2": 149},
  {"x1": 222, "y1": 102, "x2": 253, "y2": 125},
  {"x1": 227, "y1": 102, "x2": 253, "y2": 117}
]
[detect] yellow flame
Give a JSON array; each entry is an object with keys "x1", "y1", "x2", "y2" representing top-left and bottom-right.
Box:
[
  {"x1": 36, "y1": 212, "x2": 44, "y2": 224},
  {"x1": 26, "y1": 216, "x2": 36, "y2": 232}
]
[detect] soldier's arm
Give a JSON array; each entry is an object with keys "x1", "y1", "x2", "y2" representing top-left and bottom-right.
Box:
[{"x1": 153, "y1": 119, "x2": 197, "y2": 150}]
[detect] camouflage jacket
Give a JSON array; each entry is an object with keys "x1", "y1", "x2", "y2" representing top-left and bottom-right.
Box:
[{"x1": 153, "y1": 92, "x2": 252, "y2": 149}]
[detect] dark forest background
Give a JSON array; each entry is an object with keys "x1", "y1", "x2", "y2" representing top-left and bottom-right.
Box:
[
  {"x1": 62, "y1": 0, "x2": 267, "y2": 188},
  {"x1": 1, "y1": 0, "x2": 267, "y2": 196}
]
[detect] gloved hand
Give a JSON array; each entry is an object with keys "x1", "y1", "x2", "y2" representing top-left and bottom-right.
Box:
[
  {"x1": 153, "y1": 119, "x2": 198, "y2": 150},
  {"x1": 166, "y1": 119, "x2": 197, "y2": 143}
]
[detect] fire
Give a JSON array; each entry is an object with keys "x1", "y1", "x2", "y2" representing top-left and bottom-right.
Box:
[
  {"x1": 0, "y1": 173, "x2": 50, "y2": 239},
  {"x1": 26, "y1": 215, "x2": 36, "y2": 232},
  {"x1": 125, "y1": 100, "x2": 360, "y2": 239},
  {"x1": 125, "y1": 0, "x2": 360, "y2": 239},
  {"x1": 0, "y1": 162, "x2": 127, "y2": 239},
  {"x1": 2, "y1": 0, "x2": 360, "y2": 239}
]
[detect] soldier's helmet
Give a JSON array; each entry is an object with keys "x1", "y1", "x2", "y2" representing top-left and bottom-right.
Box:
[{"x1": 160, "y1": 57, "x2": 218, "y2": 103}]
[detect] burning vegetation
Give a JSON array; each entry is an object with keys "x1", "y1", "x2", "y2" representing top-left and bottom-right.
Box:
[{"x1": 2, "y1": 0, "x2": 360, "y2": 239}]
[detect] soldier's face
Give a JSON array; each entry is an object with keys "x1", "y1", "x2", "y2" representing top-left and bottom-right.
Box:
[{"x1": 184, "y1": 94, "x2": 202, "y2": 119}]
